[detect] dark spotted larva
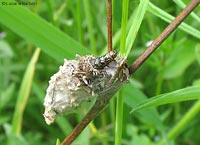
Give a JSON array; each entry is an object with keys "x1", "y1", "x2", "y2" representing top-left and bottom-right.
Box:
[{"x1": 90, "y1": 51, "x2": 117, "y2": 69}]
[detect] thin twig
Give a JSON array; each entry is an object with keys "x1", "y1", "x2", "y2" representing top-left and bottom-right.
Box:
[
  {"x1": 129, "y1": 0, "x2": 200, "y2": 74},
  {"x1": 61, "y1": 0, "x2": 200, "y2": 144},
  {"x1": 61, "y1": 100, "x2": 107, "y2": 145},
  {"x1": 107, "y1": 0, "x2": 112, "y2": 52}
]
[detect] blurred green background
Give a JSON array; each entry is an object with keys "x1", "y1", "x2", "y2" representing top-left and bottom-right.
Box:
[{"x1": 0, "y1": 0, "x2": 200, "y2": 145}]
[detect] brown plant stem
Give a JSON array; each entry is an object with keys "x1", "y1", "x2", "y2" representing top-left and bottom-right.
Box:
[
  {"x1": 61, "y1": 100, "x2": 108, "y2": 145},
  {"x1": 61, "y1": 0, "x2": 200, "y2": 144},
  {"x1": 107, "y1": 0, "x2": 112, "y2": 52},
  {"x1": 129, "y1": 0, "x2": 200, "y2": 74}
]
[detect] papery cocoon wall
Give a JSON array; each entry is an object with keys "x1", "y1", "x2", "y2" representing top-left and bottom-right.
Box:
[{"x1": 43, "y1": 51, "x2": 129, "y2": 125}]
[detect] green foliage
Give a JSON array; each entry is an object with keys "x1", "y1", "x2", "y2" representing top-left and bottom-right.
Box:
[
  {"x1": 56, "y1": 138, "x2": 60, "y2": 145},
  {"x1": 0, "y1": 0, "x2": 200, "y2": 145},
  {"x1": 12, "y1": 48, "x2": 40, "y2": 136},
  {"x1": 131, "y1": 85, "x2": 200, "y2": 112},
  {"x1": 0, "y1": 0, "x2": 89, "y2": 61}
]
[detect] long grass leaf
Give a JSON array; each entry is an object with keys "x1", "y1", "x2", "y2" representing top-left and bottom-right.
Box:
[
  {"x1": 101, "y1": 1, "x2": 148, "y2": 56},
  {"x1": 148, "y1": 2, "x2": 200, "y2": 39},
  {"x1": 173, "y1": 0, "x2": 200, "y2": 24},
  {"x1": 76, "y1": 0, "x2": 84, "y2": 44},
  {"x1": 125, "y1": 0, "x2": 149, "y2": 58},
  {"x1": 0, "y1": 1, "x2": 89, "y2": 61},
  {"x1": 119, "y1": 0, "x2": 129, "y2": 55},
  {"x1": 56, "y1": 138, "x2": 61, "y2": 145},
  {"x1": 115, "y1": 90, "x2": 124, "y2": 145},
  {"x1": 11, "y1": 48, "x2": 40, "y2": 136},
  {"x1": 131, "y1": 86, "x2": 200, "y2": 112},
  {"x1": 0, "y1": 83, "x2": 15, "y2": 111},
  {"x1": 123, "y1": 82, "x2": 164, "y2": 130},
  {"x1": 167, "y1": 100, "x2": 200, "y2": 139},
  {"x1": 158, "y1": 100, "x2": 200, "y2": 145},
  {"x1": 115, "y1": 0, "x2": 129, "y2": 144},
  {"x1": 83, "y1": 0, "x2": 96, "y2": 54}
]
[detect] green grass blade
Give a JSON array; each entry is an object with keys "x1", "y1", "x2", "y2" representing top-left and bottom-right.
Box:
[
  {"x1": 115, "y1": 90, "x2": 124, "y2": 145},
  {"x1": 101, "y1": 1, "x2": 148, "y2": 56},
  {"x1": 115, "y1": 0, "x2": 129, "y2": 144},
  {"x1": 131, "y1": 86, "x2": 200, "y2": 112},
  {"x1": 0, "y1": 1, "x2": 89, "y2": 61},
  {"x1": 56, "y1": 138, "x2": 61, "y2": 145},
  {"x1": 167, "y1": 100, "x2": 200, "y2": 139},
  {"x1": 173, "y1": 0, "x2": 200, "y2": 24},
  {"x1": 4, "y1": 124, "x2": 28, "y2": 145},
  {"x1": 123, "y1": 82, "x2": 164, "y2": 130},
  {"x1": 119, "y1": 0, "x2": 129, "y2": 55},
  {"x1": 125, "y1": 0, "x2": 149, "y2": 58},
  {"x1": 76, "y1": 0, "x2": 84, "y2": 44},
  {"x1": 75, "y1": 126, "x2": 90, "y2": 145},
  {"x1": 0, "y1": 83, "x2": 15, "y2": 111},
  {"x1": 83, "y1": 0, "x2": 96, "y2": 54},
  {"x1": 148, "y1": 2, "x2": 200, "y2": 39},
  {"x1": 163, "y1": 39, "x2": 196, "y2": 79},
  {"x1": 11, "y1": 48, "x2": 40, "y2": 136},
  {"x1": 159, "y1": 100, "x2": 200, "y2": 145},
  {"x1": 53, "y1": 2, "x2": 66, "y2": 22},
  {"x1": 56, "y1": 117, "x2": 73, "y2": 135},
  {"x1": 195, "y1": 44, "x2": 200, "y2": 65}
]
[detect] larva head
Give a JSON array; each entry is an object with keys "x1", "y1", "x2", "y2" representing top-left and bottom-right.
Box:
[{"x1": 109, "y1": 50, "x2": 117, "y2": 59}]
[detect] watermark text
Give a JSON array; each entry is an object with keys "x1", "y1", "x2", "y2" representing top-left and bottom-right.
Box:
[{"x1": 1, "y1": 1, "x2": 37, "y2": 6}]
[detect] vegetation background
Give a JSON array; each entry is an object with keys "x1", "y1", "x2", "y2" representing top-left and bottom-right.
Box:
[{"x1": 0, "y1": 0, "x2": 200, "y2": 145}]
